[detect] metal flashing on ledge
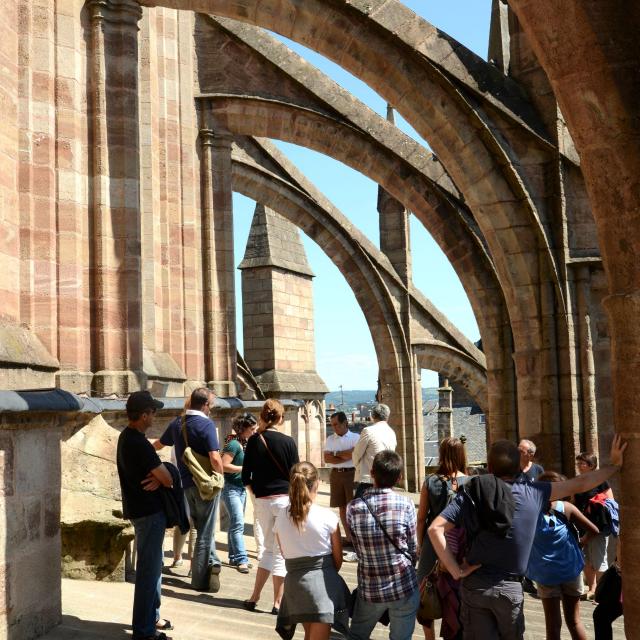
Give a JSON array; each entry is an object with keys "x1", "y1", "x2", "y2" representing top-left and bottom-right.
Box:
[{"x1": 0, "y1": 390, "x2": 302, "y2": 414}]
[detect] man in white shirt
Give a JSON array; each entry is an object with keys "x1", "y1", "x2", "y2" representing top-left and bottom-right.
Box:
[
  {"x1": 351, "y1": 403, "x2": 397, "y2": 499},
  {"x1": 324, "y1": 411, "x2": 359, "y2": 544}
]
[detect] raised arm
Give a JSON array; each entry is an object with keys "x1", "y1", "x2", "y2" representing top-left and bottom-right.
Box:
[{"x1": 549, "y1": 435, "x2": 626, "y2": 501}]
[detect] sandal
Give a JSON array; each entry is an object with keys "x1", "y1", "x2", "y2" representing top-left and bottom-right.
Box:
[
  {"x1": 156, "y1": 619, "x2": 173, "y2": 630},
  {"x1": 237, "y1": 563, "x2": 251, "y2": 574}
]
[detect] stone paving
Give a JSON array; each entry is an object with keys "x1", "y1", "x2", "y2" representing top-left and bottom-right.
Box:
[{"x1": 43, "y1": 484, "x2": 625, "y2": 639}]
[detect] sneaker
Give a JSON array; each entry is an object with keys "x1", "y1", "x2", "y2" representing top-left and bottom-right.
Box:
[
  {"x1": 343, "y1": 551, "x2": 358, "y2": 562},
  {"x1": 208, "y1": 564, "x2": 221, "y2": 593},
  {"x1": 171, "y1": 559, "x2": 184, "y2": 568}
]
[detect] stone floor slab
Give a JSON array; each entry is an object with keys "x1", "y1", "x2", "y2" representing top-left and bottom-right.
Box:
[{"x1": 42, "y1": 484, "x2": 625, "y2": 639}]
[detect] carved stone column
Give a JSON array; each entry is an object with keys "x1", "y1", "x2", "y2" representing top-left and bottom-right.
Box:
[
  {"x1": 87, "y1": 0, "x2": 144, "y2": 395},
  {"x1": 574, "y1": 263, "x2": 599, "y2": 457},
  {"x1": 199, "y1": 124, "x2": 237, "y2": 396},
  {"x1": 438, "y1": 377, "x2": 453, "y2": 442},
  {"x1": 378, "y1": 106, "x2": 412, "y2": 287}
]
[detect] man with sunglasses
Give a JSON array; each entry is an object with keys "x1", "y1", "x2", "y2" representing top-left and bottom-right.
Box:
[{"x1": 117, "y1": 390, "x2": 173, "y2": 640}]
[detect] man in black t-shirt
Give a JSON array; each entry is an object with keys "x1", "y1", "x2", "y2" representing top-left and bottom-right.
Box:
[{"x1": 117, "y1": 391, "x2": 173, "y2": 640}]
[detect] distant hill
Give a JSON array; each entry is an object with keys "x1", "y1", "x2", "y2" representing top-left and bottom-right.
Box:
[{"x1": 326, "y1": 388, "x2": 438, "y2": 409}]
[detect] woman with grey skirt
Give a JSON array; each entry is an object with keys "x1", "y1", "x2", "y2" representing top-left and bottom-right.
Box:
[{"x1": 273, "y1": 462, "x2": 350, "y2": 640}]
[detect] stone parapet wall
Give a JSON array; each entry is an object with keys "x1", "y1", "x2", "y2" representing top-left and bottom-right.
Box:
[
  {"x1": 0, "y1": 412, "x2": 66, "y2": 639},
  {"x1": 0, "y1": 389, "x2": 318, "y2": 640}
]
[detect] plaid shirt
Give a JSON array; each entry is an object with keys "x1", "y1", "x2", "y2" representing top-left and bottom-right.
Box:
[{"x1": 347, "y1": 488, "x2": 418, "y2": 602}]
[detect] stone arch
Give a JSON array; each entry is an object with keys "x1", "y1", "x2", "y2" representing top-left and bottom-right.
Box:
[
  {"x1": 413, "y1": 342, "x2": 487, "y2": 411},
  {"x1": 191, "y1": 12, "x2": 516, "y2": 434},
  {"x1": 202, "y1": 97, "x2": 513, "y2": 434},
  {"x1": 230, "y1": 140, "x2": 488, "y2": 488},
  {"x1": 139, "y1": 0, "x2": 579, "y2": 461},
  {"x1": 231, "y1": 139, "x2": 487, "y2": 382},
  {"x1": 142, "y1": 0, "x2": 561, "y2": 357}
]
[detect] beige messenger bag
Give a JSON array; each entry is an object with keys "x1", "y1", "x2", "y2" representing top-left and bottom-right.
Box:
[{"x1": 181, "y1": 416, "x2": 224, "y2": 501}]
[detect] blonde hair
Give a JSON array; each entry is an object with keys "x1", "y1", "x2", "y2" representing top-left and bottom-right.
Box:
[
  {"x1": 260, "y1": 398, "x2": 285, "y2": 428},
  {"x1": 288, "y1": 462, "x2": 318, "y2": 530}
]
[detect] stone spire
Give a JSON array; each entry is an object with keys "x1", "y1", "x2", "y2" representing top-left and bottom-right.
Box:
[
  {"x1": 488, "y1": 0, "x2": 511, "y2": 74},
  {"x1": 377, "y1": 105, "x2": 412, "y2": 286},
  {"x1": 239, "y1": 203, "x2": 314, "y2": 277},
  {"x1": 239, "y1": 204, "x2": 327, "y2": 397}
]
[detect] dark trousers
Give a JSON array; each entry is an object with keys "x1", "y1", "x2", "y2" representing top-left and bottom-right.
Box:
[
  {"x1": 131, "y1": 510, "x2": 166, "y2": 638},
  {"x1": 593, "y1": 600, "x2": 623, "y2": 640},
  {"x1": 460, "y1": 574, "x2": 525, "y2": 640}
]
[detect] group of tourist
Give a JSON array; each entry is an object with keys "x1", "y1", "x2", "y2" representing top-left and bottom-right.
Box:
[{"x1": 116, "y1": 389, "x2": 626, "y2": 640}]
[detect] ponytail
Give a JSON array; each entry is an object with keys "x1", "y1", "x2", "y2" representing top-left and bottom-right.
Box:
[
  {"x1": 288, "y1": 462, "x2": 318, "y2": 530},
  {"x1": 260, "y1": 398, "x2": 285, "y2": 429}
]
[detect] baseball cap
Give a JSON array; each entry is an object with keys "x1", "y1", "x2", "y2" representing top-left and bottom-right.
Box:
[{"x1": 126, "y1": 390, "x2": 164, "y2": 414}]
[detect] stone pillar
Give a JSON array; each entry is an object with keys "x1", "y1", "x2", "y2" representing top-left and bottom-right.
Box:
[
  {"x1": 574, "y1": 263, "x2": 599, "y2": 457},
  {"x1": 378, "y1": 106, "x2": 412, "y2": 286},
  {"x1": 377, "y1": 365, "x2": 422, "y2": 492},
  {"x1": 437, "y1": 377, "x2": 453, "y2": 442},
  {"x1": 239, "y1": 203, "x2": 327, "y2": 437},
  {"x1": 87, "y1": 0, "x2": 144, "y2": 396},
  {"x1": 199, "y1": 123, "x2": 237, "y2": 396},
  {"x1": 413, "y1": 355, "x2": 425, "y2": 488},
  {"x1": 54, "y1": 0, "x2": 93, "y2": 393},
  {"x1": 0, "y1": 411, "x2": 64, "y2": 638}
]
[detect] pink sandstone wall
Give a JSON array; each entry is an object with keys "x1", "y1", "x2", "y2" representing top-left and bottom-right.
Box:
[{"x1": 0, "y1": 1, "x2": 208, "y2": 395}]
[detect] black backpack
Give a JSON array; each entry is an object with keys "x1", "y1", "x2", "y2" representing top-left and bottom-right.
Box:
[{"x1": 426, "y1": 474, "x2": 460, "y2": 525}]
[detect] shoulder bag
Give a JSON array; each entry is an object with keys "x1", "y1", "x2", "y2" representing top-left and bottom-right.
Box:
[
  {"x1": 417, "y1": 566, "x2": 442, "y2": 623},
  {"x1": 181, "y1": 415, "x2": 224, "y2": 501}
]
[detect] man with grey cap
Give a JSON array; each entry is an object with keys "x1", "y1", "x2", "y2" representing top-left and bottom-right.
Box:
[
  {"x1": 117, "y1": 390, "x2": 174, "y2": 640},
  {"x1": 351, "y1": 403, "x2": 397, "y2": 498}
]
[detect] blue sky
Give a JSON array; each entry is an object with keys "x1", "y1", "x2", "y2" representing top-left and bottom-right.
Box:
[{"x1": 233, "y1": 1, "x2": 492, "y2": 390}]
